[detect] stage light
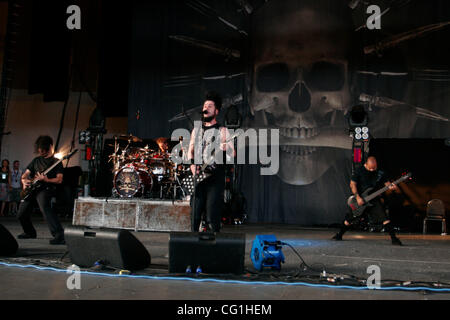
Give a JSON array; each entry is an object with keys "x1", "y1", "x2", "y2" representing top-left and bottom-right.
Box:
[
  {"x1": 353, "y1": 126, "x2": 369, "y2": 141},
  {"x1": 54, "y1": 152, "x2": 63, "y2": 160},
  {"x1": 353, "y1": 147, "x2": 362, "y2": 163},
  {"x1": 89, "y1": 107, "x2": 106, "y2": 132},
  {"x1": 85, "y1": 131, "x2": 91, "y2": 144},
  {"x1": 79, "y1": 131, "x2": 86, "y2": 144},
  {"x1": 348, "y1": 104, "x2": 368, "y2": 128},
  {"x1": 85, "y1": 146, "x2": 93, "y2": 160}
]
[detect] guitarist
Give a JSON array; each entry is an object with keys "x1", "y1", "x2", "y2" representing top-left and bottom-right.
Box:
[
  {"x1": 17, "y1": 136, "x2": 65, "y2": 245},
  {"x1": 332, "y1": 156, "x2": 402, "y2": 245},
  {"x1": 187, "y1": 91, "x2": 235, "y2": 233}
]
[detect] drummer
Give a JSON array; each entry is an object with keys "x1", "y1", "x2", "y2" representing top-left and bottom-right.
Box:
[{"x1": 155, "y1": 137, "x2": 169, "y2": 155}]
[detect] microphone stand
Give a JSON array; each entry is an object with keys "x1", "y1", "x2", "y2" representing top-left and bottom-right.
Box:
[
  {"x1": 181, "y1": 110, "x2": 211, "y2": 232},
  {"x1": 192, "y1": 163, "x2": 198, "y2": 232},
  {"x1": 173, "y1": 136, "x2": 186, "y2": 200},
  {"x1": 192, "y1": 116, "x2": 208, "y2": 232},
  {"x1": 180, "y1": 106, "x2": 203, "y2": 232},
  {"x1": 182, "y1": 104, "x2": 195, "y2": 129}
]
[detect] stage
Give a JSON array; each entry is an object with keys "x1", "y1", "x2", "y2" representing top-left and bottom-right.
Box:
[{"x1": 1, "y1": 217, "x2": 450, "y2": 300}]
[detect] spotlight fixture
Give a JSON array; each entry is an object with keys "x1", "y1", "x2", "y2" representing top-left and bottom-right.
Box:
[
  {"x1": 348, "y1": 104, "x2": 368, "y2": 128},
  {"x1": 353, "y1": 126, "x2": 369, "y2": 141},
  {"x1": 79, "y1": 130, "x2": 91, "y2": 144},
  {"x1": 89, "y1": 107, "x2": 105, "y2": 130},
  {"x1": 85, "y1": 131, "x2": 91, "y2": 144},
  {"x1": 79, "y1": 131, "x2": 86, "y2": 144}
]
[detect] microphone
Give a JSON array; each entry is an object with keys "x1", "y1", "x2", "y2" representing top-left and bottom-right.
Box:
[{"x1": 199, "y1": 110, "x2": 208, "y2": 115}]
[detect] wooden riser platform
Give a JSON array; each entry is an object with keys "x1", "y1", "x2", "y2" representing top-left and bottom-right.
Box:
[{"x1": 72, "y1": 197, "x2": 191, "y2": 232}]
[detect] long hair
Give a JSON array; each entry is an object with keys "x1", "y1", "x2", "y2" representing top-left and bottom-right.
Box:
[{"x1": 1, "y1": 159, "x2": 10, "y2": 173}]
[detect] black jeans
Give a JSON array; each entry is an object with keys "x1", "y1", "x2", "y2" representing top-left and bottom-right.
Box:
[
  {"x1": 17, "y1": 188, "x2": 64, "y2": 238},
  {"x1": 338, "y1": 199, "x2": 398, "y2": 239},
  {"x1": 190, "y1": 172, "x2": 225, "y2": 233},
  {"x1": 345, "y1": 199, "x2": 388, "y2": 225}
]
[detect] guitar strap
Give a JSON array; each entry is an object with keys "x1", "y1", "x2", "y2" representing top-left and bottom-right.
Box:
[{"x1": 199, "y1": 123, "x2": 224, "y2": 174}]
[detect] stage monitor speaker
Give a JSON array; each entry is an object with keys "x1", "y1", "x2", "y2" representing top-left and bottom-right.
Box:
[
  {"x1": 0, "y1": 224, "x2": 18, "y2": 256},
  {"x1": 65, "y1": 226, "x2": 151, "y2": 270},
  {"x1": 169, "y1": 232, "x2": 245, "y2": 274}
]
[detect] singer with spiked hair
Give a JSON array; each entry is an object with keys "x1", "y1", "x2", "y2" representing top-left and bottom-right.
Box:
[{"x1": 187, "y1": 91, "x2": 235, "y2": 232}]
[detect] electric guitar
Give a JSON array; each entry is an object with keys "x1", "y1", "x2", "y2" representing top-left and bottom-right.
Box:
[
  {"x1": 347, "y1": 172, "x2": 412, "y2": 217},
  {"x1": 21, "y1": 149, "x2": 78, "y2": 201},
  {"x1": 181, "y1": 131, "x2": 241, "y2": 195}
]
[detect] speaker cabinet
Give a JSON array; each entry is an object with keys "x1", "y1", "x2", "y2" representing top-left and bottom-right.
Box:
[
  {"x1": 0, "y1": 224, "x2": 18, "y2": 256},
  {"x1": 169, "y1": 232, "x2": 245, "y2": 274},
  {"x1": 65, "y1": 226, "x2": 150, "y2": 270}
]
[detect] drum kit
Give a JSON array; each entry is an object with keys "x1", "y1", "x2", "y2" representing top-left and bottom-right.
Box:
[{"x1": 108, "y1": 134, "x2": 188, "y2": 199}]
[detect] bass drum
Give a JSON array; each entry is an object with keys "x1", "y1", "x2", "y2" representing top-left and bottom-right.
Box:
[{"x1": 113, "y1": 165, "x2": 153, "y2": 198}]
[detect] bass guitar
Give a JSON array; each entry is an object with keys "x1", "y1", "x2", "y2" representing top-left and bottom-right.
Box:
[
  {"x1": 21, "y1": 149, "x2": 78, "y2": 201},
  {"x1": 347, "y1": 172, "x2": 412, "y2": 218}
]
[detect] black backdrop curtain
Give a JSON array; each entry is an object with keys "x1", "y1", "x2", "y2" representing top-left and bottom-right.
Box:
[
  {"x1": 128, "y1": 1, "x2": 172, "y2": 139},
  {"x1": 28, "y1": 0, "x2": 72, "y2": 102}
]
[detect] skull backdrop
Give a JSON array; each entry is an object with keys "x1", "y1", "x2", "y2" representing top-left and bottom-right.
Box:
[{"x1": 249, "y1": 0, "x2": 356, "y2": 185}]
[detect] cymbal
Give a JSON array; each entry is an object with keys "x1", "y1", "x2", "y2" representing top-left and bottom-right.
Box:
[
  {"x1": 117, "y1": 134, "x2": 143, "y2": 143},
  {"x1": 130, "y1": 147, "x2": 156, "y2": 153}
]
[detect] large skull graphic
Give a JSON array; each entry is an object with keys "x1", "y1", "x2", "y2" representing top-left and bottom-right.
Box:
[{"x1": 250, "y1": 0, "x2": 355, "y2": 185}]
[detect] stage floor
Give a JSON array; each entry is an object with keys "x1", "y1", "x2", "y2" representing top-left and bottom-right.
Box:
[{"x1": 1, "y1": 217, "x2": 450, "y2": 300}]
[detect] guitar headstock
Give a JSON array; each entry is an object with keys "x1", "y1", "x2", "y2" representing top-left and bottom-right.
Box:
[
  {"x1": 63, "y1": 149, "x2": 79, "y2": 160},
  {"x1": 229, "y1": 131, "x2": 242, "y2": 140},
  {"x1": 401, "y1": 172, "x2": 413, "y2": 181}
]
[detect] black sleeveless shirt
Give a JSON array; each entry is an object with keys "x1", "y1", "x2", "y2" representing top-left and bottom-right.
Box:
[{"x1": 197, "y1": 122, "x2": 226, "y2": 177}]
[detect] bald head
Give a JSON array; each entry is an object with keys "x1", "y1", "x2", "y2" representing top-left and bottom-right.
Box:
[{"x1": 365, "y1": 156, "x2": 378, "y2": 171}]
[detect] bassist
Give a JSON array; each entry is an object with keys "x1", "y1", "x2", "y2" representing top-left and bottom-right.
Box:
[
  {"x1": 332, "y1": 156, "x2": 402, "y2": 245},
  {"x1": 17, "y1": 136, "x2": 65, "y2": 245}
]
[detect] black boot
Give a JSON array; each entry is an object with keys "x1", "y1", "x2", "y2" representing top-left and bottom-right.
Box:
[
  {"x1": 384, "y1": 223, "x2": 402, "y2": 246},
  {"x1": 49, "y1": 233, "x2": 65, "y2": 245},
  {"x1": 332, "y1": 223, "x2": 349, "y2": 241},
  {"x1": 17, "y1": 232, "x2": 37, "y2": 239}
]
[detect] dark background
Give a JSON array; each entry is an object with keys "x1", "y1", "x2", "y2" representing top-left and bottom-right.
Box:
[{"x1": 4, "y1": 0, "x2": 450, "y2": 226}]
